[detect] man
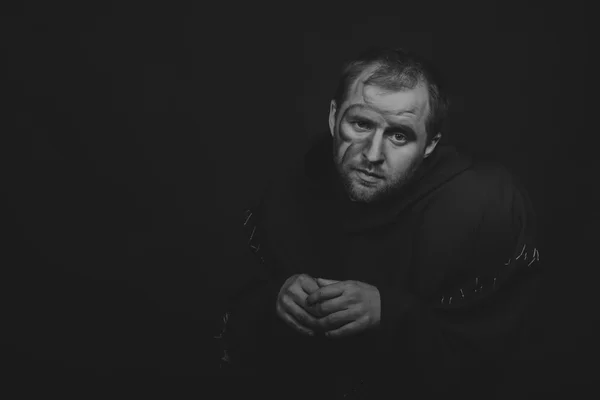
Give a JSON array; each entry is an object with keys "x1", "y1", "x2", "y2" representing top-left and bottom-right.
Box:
[{"x1": 220, "y1": 47, "x2": 542, "y2": 399}]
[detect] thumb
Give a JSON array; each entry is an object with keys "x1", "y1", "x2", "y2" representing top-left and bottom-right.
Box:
[{"x1": 316, "y1": 278, "x2": 340, "y2": 287}]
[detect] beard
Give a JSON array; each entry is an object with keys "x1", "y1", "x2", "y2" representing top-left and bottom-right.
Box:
[{"x1": 336, "y1": 154, "x2": 425, "y2": 204}]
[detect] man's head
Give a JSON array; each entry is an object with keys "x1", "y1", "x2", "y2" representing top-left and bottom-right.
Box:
[{"x1": 329, "y1": 47, "x2": 449, "y2": 204}]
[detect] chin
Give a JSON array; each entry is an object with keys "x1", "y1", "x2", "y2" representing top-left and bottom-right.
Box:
[
  {"x1": 338, "y1": 167, "x2": 389, "y2": 203},
  {"x1": 348, "y1": 185, "x2": 383, "y2": 203}
]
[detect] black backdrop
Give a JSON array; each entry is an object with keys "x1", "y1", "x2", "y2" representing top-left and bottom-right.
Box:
[{"x1": 2, "y1": 0, "x2": 596, "y2": 394}]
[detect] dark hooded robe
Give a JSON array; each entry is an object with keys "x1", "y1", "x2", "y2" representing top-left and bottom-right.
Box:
[{"x1": 220, "y1": 134, "x2": 542, "y2": 399}]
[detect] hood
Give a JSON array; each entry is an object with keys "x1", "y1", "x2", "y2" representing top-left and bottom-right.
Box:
[{"x1": 303, "y1": 133, "x2": 473, "y2": 232}]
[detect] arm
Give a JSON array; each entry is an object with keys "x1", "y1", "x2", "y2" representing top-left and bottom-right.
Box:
[
  {"x1": 373, "y1": 175, "x2": 542, "y2": 395},
  {"x1": 218, "y1": 202, "x2": 291, "y2": 373}
]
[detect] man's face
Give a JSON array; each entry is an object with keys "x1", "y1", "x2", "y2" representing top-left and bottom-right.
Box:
[{"x1": 329, "y1": 69, "x2": 440, "y2": 203}]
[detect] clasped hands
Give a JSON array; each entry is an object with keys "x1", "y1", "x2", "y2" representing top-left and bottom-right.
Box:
[{"x1": 275, "y1": 273, "x2": 381, "y2": 338}]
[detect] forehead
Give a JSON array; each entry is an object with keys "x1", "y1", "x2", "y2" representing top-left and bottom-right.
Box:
[{"x1": 345, "y1": 67, "x2": 430, "y2": 122}]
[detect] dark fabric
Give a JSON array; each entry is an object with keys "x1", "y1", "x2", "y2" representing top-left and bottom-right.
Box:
[{"x1": 224, "y1": 133, "x2": 542, "y2": 399}]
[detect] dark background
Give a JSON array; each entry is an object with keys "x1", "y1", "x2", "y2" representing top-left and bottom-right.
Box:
[{"x1": 1, "y1": 0, "x2": 596, "y2": 394}]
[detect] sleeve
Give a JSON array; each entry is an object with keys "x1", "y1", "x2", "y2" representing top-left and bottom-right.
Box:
[
  {"x1": 372, "y1": 174, "x2": 543, "y2": 395},
  {"x1": 217, "y1": 199, "x2": 291, "y2": 374}
]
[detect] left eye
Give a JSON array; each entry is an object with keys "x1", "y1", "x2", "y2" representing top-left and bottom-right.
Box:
[{"x1": 390, "y1": 134, "x2": 408, "y2": 144}]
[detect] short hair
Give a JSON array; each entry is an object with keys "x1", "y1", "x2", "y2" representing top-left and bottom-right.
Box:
[{"x1": 333, "y1": 47, "x2": 450, "y2": 143}]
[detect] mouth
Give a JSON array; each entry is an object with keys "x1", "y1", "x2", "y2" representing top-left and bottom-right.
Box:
[
  {"x1": 356, "y1": 168, "x2": 383, "y2": 178},
  {"x1": 354, "y1": 169, "x2": 383, "y2": 184}
]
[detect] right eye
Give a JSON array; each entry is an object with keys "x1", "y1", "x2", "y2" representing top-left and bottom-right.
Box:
[{"x1": 352, "y1": 120, "x2": 373, "y2": 131}]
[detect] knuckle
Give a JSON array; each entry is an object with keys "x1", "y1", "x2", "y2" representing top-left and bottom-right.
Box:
[
  {"x1": 294, "y1": 321, "x2": 309, "y2": 334},
  {"x1": 293, "y1": 310, "x2": 304, "y2": 322},
  {"x1": 318, "y1": 304, "x2": 328, "y2": 317},
  {"x1": 278, "y1": 292, "x2": 287, "y2": 303},
  {"x1": 317, "y1": 319, "x2": 326, "y2": 330},
  {"x1": 300, "y1": 313, "x2": 312, "y2": 327},
  {"x1": 282, "y1": 296, "x2": 294, "y2": 309},
  {"x1": 289, "y1": 292, "x2": 302, "y2": 305},
  {"x1": 287, "y1": 314, "x2": 299, "y2": 328},
  {"x1": 284, "y1": 285, "x2": 297, "y2": 296},
  {"x1": 315, "y1": 303, "x2": 323, "y2": 316},
  {"x1": 288, "y1": 317, "x2": 300, "y2": 329},
  {"x1": 297, "y1": 308, "x2": 308, "y2": 320},
  {"x1": 289, "y1": 284, "x2": 301, "y2": 296},
  {"x1": 290, "y1": 320, "x2": 303, "y2": 332}
]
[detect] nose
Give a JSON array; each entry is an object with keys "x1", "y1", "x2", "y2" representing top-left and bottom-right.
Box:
[{"x1": 363, "y1": 131, "x2": 384, "y2": 164}]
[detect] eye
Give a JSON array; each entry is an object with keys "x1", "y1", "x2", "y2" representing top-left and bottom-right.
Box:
[
  {"x1": 351, "y1": 120, "x2": 373, "y2": 131},
  {"x1": 390, "y1": 133, "x2": 408, "y2": 145}
]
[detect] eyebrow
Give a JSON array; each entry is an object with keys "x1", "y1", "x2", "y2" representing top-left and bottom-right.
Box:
[
  {"x1": 346, "y1": 104, "x2": 418, "y2": 132},
  {"x1": 347, "y1": 103, "x2": 418, "y2": 116}
]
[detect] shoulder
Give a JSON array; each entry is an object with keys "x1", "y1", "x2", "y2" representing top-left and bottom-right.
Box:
[
  {"x1": 250, "y1": 151, "x2": 314, "y2": 236},
  {"x1": 418, "y1": 161, "x2": 513, "y2": 229},
  {"x1": 414, "y1": 159, "x2": 530, "y2": 266},
  {"x1": 427, "y1": 157, "x2": 525, "y2": 217},
  {"x1": 412, "y1": 159, "x2": 536, "y2": 298}
]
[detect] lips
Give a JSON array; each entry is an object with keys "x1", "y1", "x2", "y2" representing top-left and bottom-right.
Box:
[
  {"x1": 356, "y1": 169, "x2": 383, "y2": 179},
  {"x1": 355, "y1": 169, "x2": 383, "y2": 183}
]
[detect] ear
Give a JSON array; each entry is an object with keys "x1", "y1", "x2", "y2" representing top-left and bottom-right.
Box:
[
  {"x1": 328, "y1": 100, "x2": 337, "y2": 137},
  {"x1": 424, "y1": 133, "x2": 442, "y2": 158}
]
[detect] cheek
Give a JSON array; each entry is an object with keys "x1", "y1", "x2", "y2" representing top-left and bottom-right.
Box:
[
  {"x1": 335, "y1": 141, "x2": 355, "y2": 165},
  {"x1": 338, "y1": 121, "x2": 354, "y2": 142},
  {"x1": 385, "y1": 145, "x2": 421, "y2": 174},
  {"x1": 335, "y1": 124, "x2": 363, "y2": 164}
]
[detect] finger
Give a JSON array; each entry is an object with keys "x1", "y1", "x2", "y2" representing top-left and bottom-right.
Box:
[
  {"x1": 280, "y1": 311, "x2": 315, "y2": 336},
  {"x1": 316, "y1": 278, "x2": 340, "y2": 287},
  {"x1": 287, "y1": 285, "x2": 325, "y2": 319},
  {"x1": 312, "y1": 295, "x2": 348, "y2": 316},
  {"x1": 276, "y1": 303, "x2": 314, "y2": 336},
  {"x1": 317, "y1": 308, "x2": 356, "y2": 331},
  {"x1": 282, "y1": 294, "x2": 320, "y2": 330},
  {"x1": 325, "y1": 316, "x2": 368, "y2": 338},
  {"x1": 306, "y1": 283, "x2": 345, "y2": 306},
  {"x1": 287, "y1": 286, "x2": 315, "y2": 314},
  {"x1": 298, "y1": 275, "x2": 320, "y2": 294}
]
